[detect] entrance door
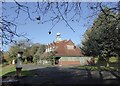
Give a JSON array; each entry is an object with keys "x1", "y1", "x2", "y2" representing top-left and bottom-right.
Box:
[{"x1": 55, "y1": 57, "x2": 61, "y2": 65}]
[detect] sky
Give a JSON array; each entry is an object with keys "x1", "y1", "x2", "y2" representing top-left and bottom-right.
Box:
[{"x1": 2, "y1": 2, "x2": 117, "y2": 51}]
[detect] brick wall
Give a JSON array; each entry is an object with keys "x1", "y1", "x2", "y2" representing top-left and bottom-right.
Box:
[
  {"x1": 59, "y1": 61, "x2": 80, "y2": 66},
  {"x1": 58, "y1": 57, "x2": 95, "y2": 66}
]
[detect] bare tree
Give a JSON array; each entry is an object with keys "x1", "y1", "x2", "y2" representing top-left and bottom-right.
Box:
[{"x1": 1, "y1": 1, "x2": 120, "y2": 48}]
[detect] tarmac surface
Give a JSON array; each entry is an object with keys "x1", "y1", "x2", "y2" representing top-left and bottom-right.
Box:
[{"x1": 2, "y1": 64, "x2": 120, "y2": 85}]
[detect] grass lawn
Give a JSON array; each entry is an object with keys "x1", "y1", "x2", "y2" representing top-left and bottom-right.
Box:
[
  {"x1": 74, "y1": 57, "x2": 120, "y2": 71},
  {"x1": 74, "y1": 65, "x2": 119, "y2": 71},
  {"x1": 94, "y1": 56, "x2": 119, "y2": 63},
  {"x1": 0, "y1": 64, "x2": 15, "y2": 76},
  {"x1": 1, "y1": 57, "x2": 119, "y2": 76},
  {"x1": 110, "y1": 57, "x2": 119, "y2": 62},
  {"x1": 1, "y1": 64, "x2": 31, "y2": 76}
]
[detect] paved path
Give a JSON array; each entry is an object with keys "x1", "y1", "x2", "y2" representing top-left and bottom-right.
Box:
[
  {"x1": 18, "y1": 64, "x2": 120, "y2": 85},
  {"x1": 2, "y1": 64, "x2": 120, "y2": 85}
]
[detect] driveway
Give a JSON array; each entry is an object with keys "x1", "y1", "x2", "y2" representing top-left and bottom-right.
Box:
[{"x1": 2, "y1": 64, "x2": 120, "y2": 85}]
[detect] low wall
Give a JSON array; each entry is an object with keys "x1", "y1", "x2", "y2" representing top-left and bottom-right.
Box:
[
  {"x1": 59, "y1": 61, "x2": 80, "y2": 66},
  {"x1": 59, "y1": 57, "x2": 94, "y2": 66}
]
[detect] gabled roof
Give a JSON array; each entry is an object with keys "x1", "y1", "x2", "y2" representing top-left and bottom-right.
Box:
[{"x1": 47, "y1": 39, "x2": 83, "y2": 57}]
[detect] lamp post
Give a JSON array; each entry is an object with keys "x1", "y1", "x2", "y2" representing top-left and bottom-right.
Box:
[{"x1": 15, "y1": 44, "x2": 23, "y2": 77}]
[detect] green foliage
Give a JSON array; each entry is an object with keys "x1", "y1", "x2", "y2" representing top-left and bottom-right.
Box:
[
  {"x1": 8, "y1": 45, "x2": 19, "y2": 62},
  {"x1": 28, "y1": 44, "x2": 40, "y2": 56},
  {"x1": 33, "y1": 55, "x2": 39, "y2": 64},
  {"x1": 33, "y1": 44, "x2": 46, "y2": 63},
  {"x1": 82, "y1": 7, "x2": 120, "y2": 59},
  {"x1": 75, "y1": 56, "x2": 119, "y2": 71},
  {"x1": 7, "y1": 40, "x2": 32, "y2": 62},
  {"x1": 22, "y1": 56, "x2": 26, "y2": 63},
  {"x1": 5, "y1": 39, "x2": 46, "y2": 64},
  {"x1": 110, "y1": 57, "x2": 118, "y2": 62}
]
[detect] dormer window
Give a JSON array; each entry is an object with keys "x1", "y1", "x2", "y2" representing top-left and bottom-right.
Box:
[{"x1": 67, "y1": 45, "x2": 74, "y2": 49}]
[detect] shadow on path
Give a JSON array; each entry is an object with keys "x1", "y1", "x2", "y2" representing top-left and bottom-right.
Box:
[{"x1": 2, "y1": 66, "x2": 120, "y2": 86}]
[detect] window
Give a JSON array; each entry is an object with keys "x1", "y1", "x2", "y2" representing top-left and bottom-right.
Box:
[{"x1": 67, "y1": 45, "x2": 74, "y2": 49}]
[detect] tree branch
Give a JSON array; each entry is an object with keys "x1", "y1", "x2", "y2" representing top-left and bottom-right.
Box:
[{"x1": 56, "y1": 2, "x2": 75, "y2": 32}]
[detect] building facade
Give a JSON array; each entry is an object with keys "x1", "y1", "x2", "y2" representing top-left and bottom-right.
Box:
[{"x1": 44, "y1": 33, "x2": 94, "y2": 66}]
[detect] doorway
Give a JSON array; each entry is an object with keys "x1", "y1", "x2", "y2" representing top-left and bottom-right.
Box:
[{"x1": 55, "y1": 57, "x2": 61, "y2": 65}]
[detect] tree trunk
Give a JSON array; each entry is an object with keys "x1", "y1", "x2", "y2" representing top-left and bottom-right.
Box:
[
  {"x1": 117, "y1": 56, "x2": 120, "y2": 71},
  {"x1": 104, "y1": 57, "x2": 110, "y2": 67},
  {"x1": 106, "y1": 62, "x2": 109, "y2": 67}
]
